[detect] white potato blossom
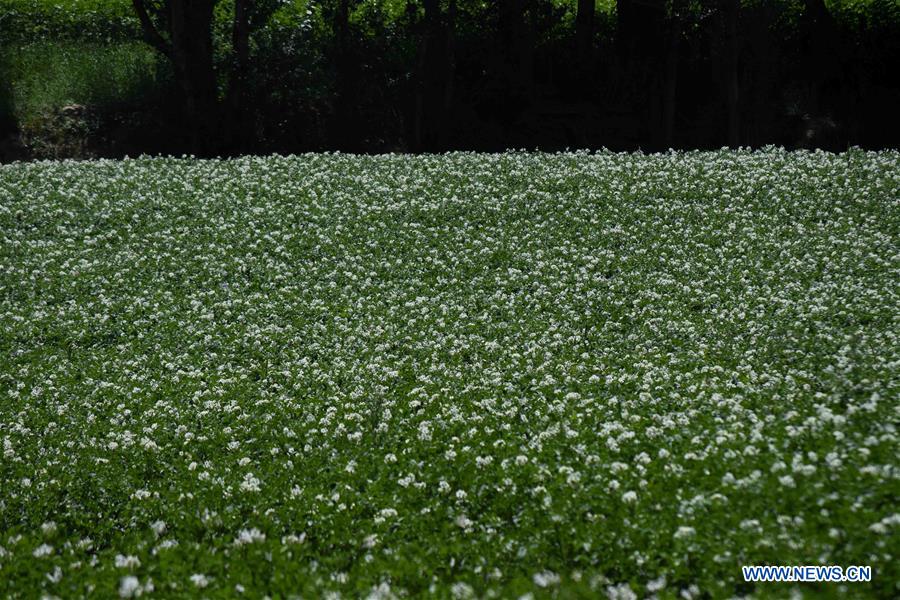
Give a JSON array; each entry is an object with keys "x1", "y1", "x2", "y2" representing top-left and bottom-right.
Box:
[
  {"x1": 234, "y1": 528, "x2": 266, "y2": 546},
  {"x1": 150, "y1": 521, "x2": 167, "y2": 537},
  {"x1": 118, "y1": 576, "x2": 140, "y2": 598},
  {"x1": 451, "y1": 582, "x2": 475, "y2": 599},
  {"x1": 374, "y1": 508, "x2": 398, "y2": 525},
  {"x1": 606, "y1": 583, "x2": 637, "y2": 600},
  {"x1": 455, "y1": 514, "x2": 473, "y2": 529},
  {"x1": 647, "y1": 575, "x2": 666, "y2": 592},
  {"x1": 533, "y1": 571, "x2": 560, "y2": 587},
  {"x1": 240, "y1": 473, "x2": 262, "y2": 493},
  {"x1": 114, "y1": 554, "x2": 141, "y2": 569}
]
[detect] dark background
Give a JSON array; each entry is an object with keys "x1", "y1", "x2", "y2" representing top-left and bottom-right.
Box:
[{"x1": 1, "y1": 0, "x2": 898, "y2": 160}]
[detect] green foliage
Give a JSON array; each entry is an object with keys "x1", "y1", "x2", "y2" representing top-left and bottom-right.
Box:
[
  {"x1": 828, "y1": 0, "x2": 900, "y2": 28},
  {"x1": 0, "y1": 41, "x2": 171, "y2": 158},
  {"x1": 0, "y1": 0, "x2": 897, "y2": 44},
  {"x1": 0, "y1": 0, "x2": 137, "y2": 42},
  {"x1": 0, "y1": 0, "x2": 897, "y2": 154},
  {"x1": 1, "y1": 41, "x2": 163, "y2": 122}
]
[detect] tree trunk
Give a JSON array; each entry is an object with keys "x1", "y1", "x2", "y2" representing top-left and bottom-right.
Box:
[
  {"x1": 227, "y1": 0, "x2": 252, "y2": 153},
  {"x1": 663, "y1": 15, "x2": 680, "y2": 148},
  {"x1": 132, "y1": 0, "x2": 219, "y2": 154},
  {"x1": 442, "y1": 0, "x2": 456, "y2": 148},
  {"x1": 801, "y1": 0, "x2": 841, "y2": 114},
  {"x1": 133, "y1": 0, "x2": 279, "y2": 156},
  {"x1": 498, "y1": 0, "x2": 533, "y2": 133},
  {"x1": 575, "y1": 0, "x2": 595, "y2": 68},
  {"x1": 617, "y1": 0, "x2": 665, "y2": 62},
  {"x1": 421, "y1": 0, "x2": 441, "y2": 151},
  {"x1": 725, "y1": 0, "x2": 740, "y2": 148},
  {"x1": 617, "y1": 1, "x2": 667, "y2": 147},
  {"x1": 333, "y1": 0, "x2": 355, "y2": 150},
  {"x1": 169, "y1": 0, "x2": 218, "y2": 155},
  {"x1": 412, "y1": 0, "x2": 456, "y2": 152}
]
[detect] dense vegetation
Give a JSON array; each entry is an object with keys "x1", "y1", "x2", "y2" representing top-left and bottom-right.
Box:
[
  {"x1": 0, "y1": 1, "x2": 898, "y2": 159},
  {"x1": 1, "y1": 150, "x2": 898, "y2": 597}
]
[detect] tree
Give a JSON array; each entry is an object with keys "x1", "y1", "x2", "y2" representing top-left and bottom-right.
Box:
[
  {"x1": 500, "y1": 0, "x2": 534, "y2": 98},
  {"x1": 575, "y1": 0, "x2": 595, "y2": 68},
  {"x1": 332, "y1": 0, "x2": 358, "y2": 150},
  {"x1": 617, "y1": 0, "x2": 666, "y2": 63},
  {"x1": 800, "y1": 0, "x2": 842, "y2": 114},
  {"x1": 617, "y1": 0, "x2": 670, "y2": 148},
  {"x1": 412, "y1": 0, "x2": 457, "y2": 151},
  {"x1": 131, "y1": 0, "x2": 277, "y2": 154},
  {"x1": 662, "y1": 0, "x2": 690, "y2": 148},
  {"x1": 725, "y1": 0, "x2": 740, "y2": 147}
]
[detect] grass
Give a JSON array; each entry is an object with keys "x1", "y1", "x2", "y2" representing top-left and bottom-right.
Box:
[
  {"x1": 0, "y1": 40, "x2": 170, "y2": 158},
  {"x1": 0, "y1": 150, "x2": 898, "y2": 598},
  {"x1": 0, "y1": 41, "x2": 163, "y2": 124}
]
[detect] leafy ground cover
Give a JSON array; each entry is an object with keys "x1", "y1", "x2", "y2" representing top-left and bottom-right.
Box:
[{"x1": 0, "y1": 150, "x2": 898, "y2": 598}]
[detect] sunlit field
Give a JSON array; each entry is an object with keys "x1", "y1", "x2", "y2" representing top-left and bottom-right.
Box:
[{"x1": 0, "y1": 150, "x2": 898, "y2": 598}]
